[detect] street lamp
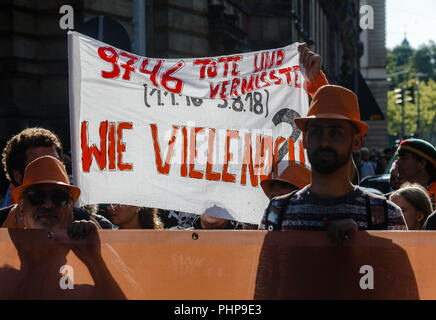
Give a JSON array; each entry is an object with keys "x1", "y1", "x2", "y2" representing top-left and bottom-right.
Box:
[
  {"x1": 413, "y1": 72, "x2": 429, "y2": 138},
  {"x1": 394, "y1": 87, "x2": 405, "y2": 138}
]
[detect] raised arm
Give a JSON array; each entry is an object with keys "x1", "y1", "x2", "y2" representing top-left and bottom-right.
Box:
[{"x1": 298, "y1": 42, "x2": 328, "y2": 98}]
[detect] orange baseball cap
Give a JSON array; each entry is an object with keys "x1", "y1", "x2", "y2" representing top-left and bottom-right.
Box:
[
  {"x1": 12, "y1": 156, "x2": 81, "y2": 203},
  {"x1": 294, "y1": 85, "x2": 369, "y2": 135},
  {"x1": 260, "y1": 161, "x2": 311, "y2": 198}
]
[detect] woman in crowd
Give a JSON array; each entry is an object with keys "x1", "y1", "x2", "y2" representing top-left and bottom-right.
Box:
[
  {"x1": 389, "y1": 183, "x2": 433, "y2": 230},
  {"x1": 106, "y1": 204, "x2": 164, "y2": 229}
]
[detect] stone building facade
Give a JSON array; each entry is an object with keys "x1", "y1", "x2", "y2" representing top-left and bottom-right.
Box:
[
  {"x1": 359, "y1": 0, "x2": 388, "y2": 149},
  {"x1": 0, "y1": 0, "x2": 387, "y2": 191}
]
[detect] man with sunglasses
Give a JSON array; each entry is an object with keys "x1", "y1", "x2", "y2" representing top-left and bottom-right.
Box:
[
  {"x1": 1, "y1": 127, "x2": 112, "y2": 228},
  {"x1": 0, "y1": 155, "x2": 144, "y2": 299},
  {"x1": 0, "y1": 156, "x2": 97, "y2": 238}
]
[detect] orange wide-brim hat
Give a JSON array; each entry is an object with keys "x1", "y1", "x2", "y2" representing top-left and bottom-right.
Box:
[
  {"x1": 260, "y1": 161, "x2": 311, "y2": 198},
  {"x1": 12, "y1": 155, "x2": 81, "y2": 203},
  {"x1": 294, "y1": 85, "x2": 369, "y2": 136}
]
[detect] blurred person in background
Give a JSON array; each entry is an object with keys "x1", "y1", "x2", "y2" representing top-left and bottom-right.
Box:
[
  {"x1": 384, "y1": 147, "x2": 395, "y2": 163},
  {"x1": 375, "y1": 155, "x2": 388, "y2": 175},
  {"x1": 193, "y1": 214, "x2": 243, "y2": 230},
  {"x1": 390, "y1": 183, "x2": 432, "y2": 230},
  {"x1": 369, "y1": 149, "x2": 378, "y2": 171},
  {"x1": 106, "y1": 204, "x2": 163, "y2": 229},
  {"x1": 359, "y1": 147, "x2": 375, "y2": 181},
  {"x1": 396, "y1": 139, "x2": 436, "y2": 210}
]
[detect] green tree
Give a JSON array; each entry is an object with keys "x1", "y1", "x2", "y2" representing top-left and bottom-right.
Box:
[
  {"x1": 412, "y1": 41, "x2": 436, "y2": 81},
  {"x1": 393, "y1": 44, "x2": 413, "y2": 66},
  {"x1": 387, "y1": 43, "x2": 414, "y2": 90},
  {"x1": 387, "y1": 49, "x2": 397, "y2": 75},
  {"x1": 419, "y1": 79, "x2": 436, "y2": 143},
  {"x1": 387, "y1": 40, "x2": 436, "y2": 143},
  {"x1": 387, "y1": 79, "x2": 436, "y2": 142}
]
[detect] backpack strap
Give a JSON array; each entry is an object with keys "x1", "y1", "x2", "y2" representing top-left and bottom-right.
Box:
[
  {"x1": 265, "y1": 190, "x2": 299, "y2": 231},
  {"x1": 365, "y1": 194, "x2": 372, "y2": 229},
  {"x1": 383, "y1": 198, "x2": 388, "y2": 229},
  {"x1": 365, "y1": 193, "x2": 389, "y2": 230}
]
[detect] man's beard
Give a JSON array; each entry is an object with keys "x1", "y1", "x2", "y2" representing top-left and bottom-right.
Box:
[
  {"x1": 308, "y1": 147, "x2": 351, "y2": 174},
  {"x1": 33, "y1": 207, "x2": 61, "y2": 228},
  {"x1": 397, "y1": 165, "x2": 414, "y2": 183}
]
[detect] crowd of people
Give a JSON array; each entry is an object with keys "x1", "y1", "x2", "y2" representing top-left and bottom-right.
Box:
[
  {"x1": 355, "y1": 146, "x2": 395, "y2": 181},
  {"x1": 1, "y1": 43, "x2": 436, "y2": 247}
]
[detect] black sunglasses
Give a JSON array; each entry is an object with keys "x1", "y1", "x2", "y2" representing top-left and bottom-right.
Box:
[{"x1": 25, "y1": 188, "x2": 71, "y2": 207}]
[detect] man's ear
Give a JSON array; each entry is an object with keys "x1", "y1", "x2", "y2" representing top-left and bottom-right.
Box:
[
  {"x1": 12, "y1": 170, "x2": 23, "y2": 186},
  {"x1": 16, "y1": 201, "x2": 24, "y2": 225},
  {"x1": 417, "y1": 211, "x2": 425, "y2": 223},
  {"x1": 417, "y1": 159, "x2": 427, "y2": 171},
  {"x1": 351, "y1": 134, "x2": 362, "y2": 152}
]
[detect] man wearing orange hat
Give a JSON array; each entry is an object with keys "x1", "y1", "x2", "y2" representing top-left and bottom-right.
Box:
[
  {"x1": 0, "y1": 155, "x2": 97, "y2": 238},
  {"x1": 0, "y1": 156, "x2": 144, "y2": 299},
  {"x1": 1, "y1": 127, "x2": 112, "y2": 228},
  {"x1": 259, "y1": 85, "x2": 407, "y2": 240}
]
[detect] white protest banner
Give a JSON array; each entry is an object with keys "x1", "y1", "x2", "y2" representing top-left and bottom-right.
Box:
[{"x1": 68, "y1": 31, "x2": 309, "y2": 224}]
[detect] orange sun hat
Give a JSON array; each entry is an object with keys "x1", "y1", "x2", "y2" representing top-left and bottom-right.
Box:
[
  {"x1": 294, "y1": 84, "x2": 369, "y2": 135},
  {"x1": 12, "y1": 156, "x2": 81, "y2": 203},
  {"x1": 261, "y1": 161, "x2": 311, "y2": 198}
]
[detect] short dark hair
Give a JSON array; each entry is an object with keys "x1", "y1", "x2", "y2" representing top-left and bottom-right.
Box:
[{"x1": 2, "y1": 128, "x2": 63, "y2": 186}]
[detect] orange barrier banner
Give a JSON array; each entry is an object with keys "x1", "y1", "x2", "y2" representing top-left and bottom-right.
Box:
[{"x1": 0, "y1": 229, "x2": 434, "y2": 299}]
